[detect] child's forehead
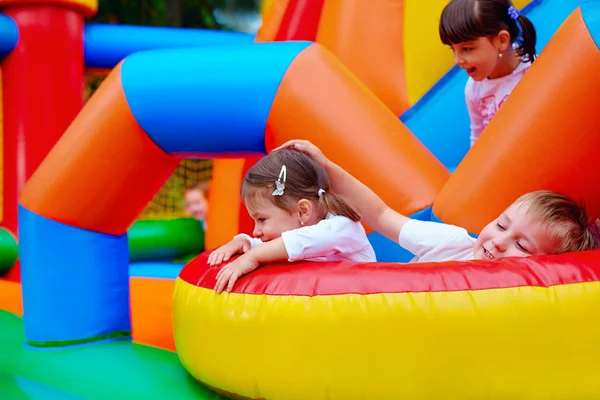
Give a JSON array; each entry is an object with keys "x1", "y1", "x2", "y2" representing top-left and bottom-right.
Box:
[
  {"x1": 502, "y1": 200, "x2": 547, "y2": 227},
  {"x1": 245, "y1": 192, "x2": 270, "y2": 210},
  {"x1": 185, "y1": 189, "x2": 205, "y2": 199},
  {"x1": 504, "y1": 201, "x2": 557, "y2": 245}
]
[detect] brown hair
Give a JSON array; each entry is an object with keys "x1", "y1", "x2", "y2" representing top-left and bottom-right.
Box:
[
  {"x1": 241, "y1": 149, "x2": 361, "y2": 222},
  {"x1": 439, "y1": 0, "x2": 537, "y2": 63},
  {"x1": 187, "y1": 181, "x2": 210, "y2": 197},
  {"x1": 516, "y1": 190, "x2": 599, "y2": 254}
]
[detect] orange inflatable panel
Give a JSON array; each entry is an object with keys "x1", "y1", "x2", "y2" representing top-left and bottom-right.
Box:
[
  {"x1": 205, "y1": 159, "x2": 246, "y2": 250},
  {"x1": 265, "y1": 44, "x2": 449, "y2": 220},
  {"x1": 255, "y1": 0, "x2": 290, "y2": 42},
  {"x1": 130, "y1": 277, "x2": 176, "y2": 350},
  {"x1": 0, "y1": 280, "x2": 22, "y2": 316},
  {"x1": 317, "y1": 0, "x2": 408, "y2": 115}
]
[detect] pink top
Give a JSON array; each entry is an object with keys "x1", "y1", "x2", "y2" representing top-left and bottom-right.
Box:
[{"x1": 465, "y1": 61, "x2": 531, "y2": 147}]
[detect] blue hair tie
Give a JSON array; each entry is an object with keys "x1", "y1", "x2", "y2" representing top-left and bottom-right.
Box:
[{"x1": 508, "y1": 5, "x2": 524, "y2": 45}]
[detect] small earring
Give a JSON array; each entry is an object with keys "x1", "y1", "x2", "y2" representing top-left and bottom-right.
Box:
[
  {"x1": 300, "y1": 220, "x2": 304, "y2": 226},
  {"x1": 499, "y1": 52, "x2": 503, "y2": 58}
]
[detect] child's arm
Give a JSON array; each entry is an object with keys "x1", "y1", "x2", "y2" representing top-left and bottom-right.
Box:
[
  {"x1": 208, "y1": 234, "x2": 264, "y2": 266},
  {"x1": 208, "y1": 236, "x2": 251, "y2": 266},
  {"x1": 214, "y1": 238, "x2": 288, "y2": 293},
  {"x1": 275, "y1": 140, "x2": 409, "y2": 243}
]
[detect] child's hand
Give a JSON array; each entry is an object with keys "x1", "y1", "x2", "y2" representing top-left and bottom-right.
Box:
[
  {"x1": 208, "y1": 237, "x2": 251, "y2": 266},
  {"x1": 214, "y1": 254, "x2": 260, "y2": 293},
  {"x1": 273, "y1": 140, "x2": 328, "y2": 166}
]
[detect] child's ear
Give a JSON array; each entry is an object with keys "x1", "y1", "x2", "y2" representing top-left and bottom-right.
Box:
[
  {"x1": 296, "y1": 199, "x2": 313, "y2": 223},
  {"x1": 496, "y1": 30, "x2": 511, "y2": 52}
]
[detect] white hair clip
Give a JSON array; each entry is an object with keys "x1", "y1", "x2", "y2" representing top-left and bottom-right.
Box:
[
  {"x1": 272, "y1": 165, "x2": 286, "y2": 196},
  {"x1": 318, "y1": 188, "x2": 326, "y2": 197}
]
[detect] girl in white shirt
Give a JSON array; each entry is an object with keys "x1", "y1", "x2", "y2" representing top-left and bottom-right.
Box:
[
  {"x1": 210, "y1": 149, "x2": 376, "y2": 293},
  {"x1": 439, "y1": 0, "x2": 537, "y2": 147}
]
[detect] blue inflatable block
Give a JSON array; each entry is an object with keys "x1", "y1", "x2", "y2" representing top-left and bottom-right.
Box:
[
  {"x1": 84, "y1": 23, "x2": 254, "y2": 69},
  {"x1": 582, "y1": 0, "x2": 600, "y2": 49},
  {"x1": 431, "y1": 211, "x2": 479, "y2": 239},
  {"x1": 19, "y1": 206, "x2": 130, "y2": 345},
  {"x1": 368, "y1": 208, "x2": 432, "y2": 263},
  {"x1": 0, "y1": 14, "x2": 18, "y2": 58},
  {"x1": 121, "y1": 41, "x2": 312, "y2": 156},
  {"x1": 129, "y1": 261, "x2": 185, "y2": 279}
]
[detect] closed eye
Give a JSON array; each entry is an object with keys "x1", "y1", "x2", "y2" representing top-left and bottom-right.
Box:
[
  {"x1": 496, "y1": 222, "x2": 506, "y2": 231},
  {"x1": 257, "y1": 218, "x2": 266, "y2": 223},
  {"x1": 516, "y1": 242, "x2": 530, "y2": 254}
]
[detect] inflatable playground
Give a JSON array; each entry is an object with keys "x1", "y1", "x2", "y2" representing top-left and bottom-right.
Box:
[{"x1": 1, "y1": 0, "x2": 600, "y2": 398}]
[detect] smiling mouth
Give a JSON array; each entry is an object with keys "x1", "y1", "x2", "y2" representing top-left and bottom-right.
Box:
[
  {"x1": 483, "y1": 247, "x2": 494, "y2": 260},
  {"x1": 466, "y1": 67, "x2": 477, "y2": 75}
]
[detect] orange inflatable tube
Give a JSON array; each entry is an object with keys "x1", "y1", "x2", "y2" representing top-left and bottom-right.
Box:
[
  {"x1": 19, "y1": 63, "x2": 180, "y2": 235},
  {"x1": 265, "y1": 44, "x2": 449, "y2": 219}
]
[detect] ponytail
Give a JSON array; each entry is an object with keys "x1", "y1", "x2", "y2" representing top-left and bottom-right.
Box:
[
  {"x1": 515, "y1": 13, "x2": 537, "y2": 63},
  {"x1": 319, "y1": 191, "x2": 361, "y2": 222}
]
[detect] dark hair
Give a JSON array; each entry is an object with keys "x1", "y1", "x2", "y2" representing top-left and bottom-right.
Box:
[
  {"x1": 439, "y1": 0, "x2": 537, "y2": 63},
  {"x1": 241, "y1": 149, "x2": 361, "y2": 222}
]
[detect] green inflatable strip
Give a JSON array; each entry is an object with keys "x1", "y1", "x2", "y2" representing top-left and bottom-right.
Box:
[
  {"x1": 0, "y1": 311, "x2": 224, "y2": 400},
  {"x1": 27, "y1": 330, "x2": 131, "y2": 348},
  {"x1": 128, "y1": 218, "x2": 205, "y2": 262},
  {"x1": 0, "y1": 228, "x2": 18, "y2": 275}
]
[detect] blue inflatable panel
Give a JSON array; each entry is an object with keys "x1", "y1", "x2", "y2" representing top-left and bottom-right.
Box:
[
  {"x1": 401, "y1": 0, "x2": 584, "y2": 170},
  {"x1": 121, "y1": 41, "x2": 312, "y2": 155},
  {"x1": 582, "y1": 0, "x2": 600, "y2": 49},
  {"x1": 129, "y1": 261, "x2": 185, "y2": 279},
  {"x1": 84, "y1": 23, "x2": 254, "y2": 69},
  {"x1": 0, "y1": 14, "x2": 18, "y2": 58},
  {"x1": 368, "y1": 208, "x2": 432, "y2": 263},
  {"x1": 431, "y1": 211, "x2": 479, "y2": 239},
  {"x1": 18, "y1": 206, "x2": 130, "y2": 345}
]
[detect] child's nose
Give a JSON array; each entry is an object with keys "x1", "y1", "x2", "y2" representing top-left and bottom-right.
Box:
[
  {"x1": 492, "y1": 237, "x2": 507, "y2": 252},
  {"x1": 252, "y1": 226, "x2": 261, "y2": 237},
  {"x1": 453, "y1": 52, "x2": 462, "y2": 65}
]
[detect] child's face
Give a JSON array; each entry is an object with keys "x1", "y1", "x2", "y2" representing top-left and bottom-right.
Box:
[
  {"x1": 184, "y1": 189, "x2": 208, "y2": 221},
  {"x1": 450, "y1": 36, "x2": 504, "y2": 81},
  {"x1": 245, "y1": 195, "x2": 301, "y2": 243},
  {"x1": 474, "y1": 201, "x2": 557, "y2": 260}
]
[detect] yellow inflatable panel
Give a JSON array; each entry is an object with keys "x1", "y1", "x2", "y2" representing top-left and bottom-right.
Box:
[{"x1": 174, "y1": 263, "x2": 600, "y2": 400}]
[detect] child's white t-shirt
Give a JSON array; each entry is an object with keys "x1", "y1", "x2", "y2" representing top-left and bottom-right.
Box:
[
  {"x1": 398, "y1": 219, "x2": 475, "y2": 262},
  {"x1": 465, "y1": 61, "x2": 531, "y2": 147},
  {"x1": 236, "y1": 214, "x2": 377, "y2": 263}
]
